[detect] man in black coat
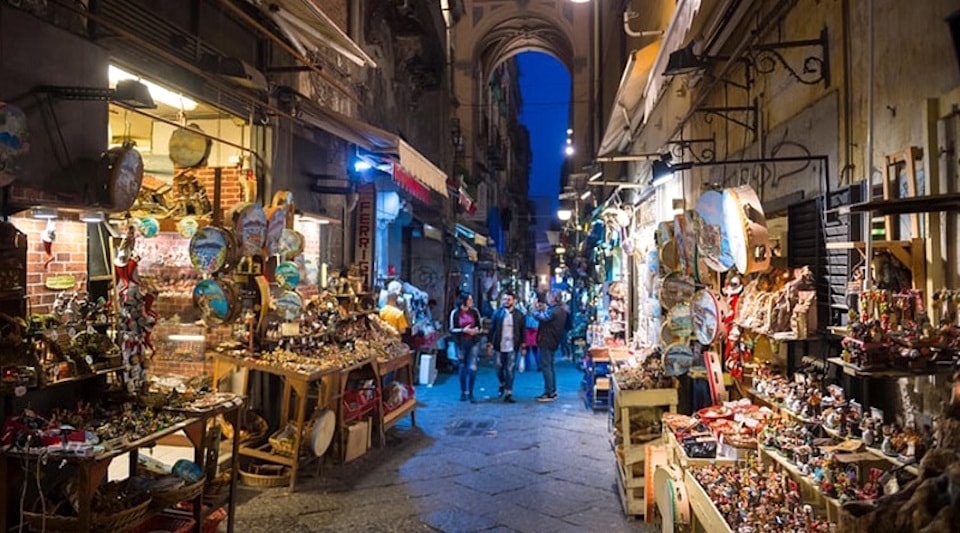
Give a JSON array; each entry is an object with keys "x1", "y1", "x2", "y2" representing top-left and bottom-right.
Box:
[
  {"x1": 488, "y1": 291, "x2": 525, "y2": 403},
  {"x1": 531, "y1": 290, "x2": 568, "y2": 402}
]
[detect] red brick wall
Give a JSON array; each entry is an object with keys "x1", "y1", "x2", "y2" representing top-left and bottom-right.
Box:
[
  {"x1": 12, "y1": 216, "x2": 88, "y2": 315},
  {"x1": 191, "y1": 167, "x2": 247, "y2": 216}
]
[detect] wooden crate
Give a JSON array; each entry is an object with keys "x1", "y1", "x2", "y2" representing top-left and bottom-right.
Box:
[
  {"x1": 612, "y1": 377, "x2": 679, "y2": 409},
  {"x1": 684, "y1": 470, "x2": 734, "y2": 533},
  {"x1": 616, "y1": 465, "x2": 647, "y2": 517},
  {"x1": 663, "y1": 430, "x2": 738, "y2": 470}
]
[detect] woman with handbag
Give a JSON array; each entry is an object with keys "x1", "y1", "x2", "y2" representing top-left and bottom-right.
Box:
[{"x1": 449, "y1": 292, "x2": 482, "y2": 403}]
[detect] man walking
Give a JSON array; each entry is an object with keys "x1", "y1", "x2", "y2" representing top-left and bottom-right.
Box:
[
  {"x1": 488, "y1": 291, "x2": 524, "y2": 403},
  {"x1": 531, "y1": 290, "x2": 568, "y2": 402}
]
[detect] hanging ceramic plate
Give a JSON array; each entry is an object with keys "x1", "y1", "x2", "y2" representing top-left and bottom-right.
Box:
[
  {"x1": 193, "y1": 279, "x2": 237, "y2": 325},
  {"x1": 189, "y1": 226, "x2": 235, "y2": 275},
  {"x1": 660, "y1": 321, "x2": 677, "y2": 346},
  {"x1": 658, "y1": 273, "x2": 695, "y2": 311},
  {"x1": 275, "y1": 261, "x2": 301, "y2": 290},
  {"x1": 311, "y1": 409, "x2": 336, "y2": 457},
  {"x1": 104, "y1": 143, "x2": 144, "y2": 211},
  {"x1": 655, "y1": 221, "x2": 674, "y2": 247},
  {"x1": 722, "y1": 185, "x2": 771, "y2": 274},
  {"x1": 0, "y1": 102, "x2": 28, "y2": 187},
  {"x1": 667, "y1": 303, "x2": 692, "y2": 339},
  {"x1": 659, "y1": 240, "x2": 680, "y2": 273},
  {"x1": 177, "y1": 216, "x2": 199, "y2": 238},
  {"x1": 265, "y1": 206, "x2": 286, "y2": 256},
  {"x1": 275, "y1": 290, "x2": 303, "y2": 321},
  {"x1": 663, "y1": 342, "x2": 694, "y2": 376},
  {"x1": 278, "y1": 229, "x2": 304, "y2": 260},
  {"x1": 694, "y1": 190, "x2": 734, "y2": 272},
  {"x1": 138, "y1": 216, "x2": 159, "y2": 239},
  {"x1": 168, "y1": 124, "x2": 212, "y2": 168},
  {"x1": 233, "y1": 203, "x2": 268, "y2": 257},
  {"x1": 691, "y1": 289, "x2": 721, "y2": 345}
]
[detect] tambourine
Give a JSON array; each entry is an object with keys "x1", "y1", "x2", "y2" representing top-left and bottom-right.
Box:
[
  {"x1": 177, "y1": 216, "x2": 199, "y2": 238},
  {"x1": 667, "y1": 302, "x2": 692, "y2": 339},
  {"x1": 275, "y1": 290, "x2": 303, "y2": 321},
  {"x1": 655, "y1": 221, "x2": 674, "y2": 247},
  {"x1": 189, "y1": 226, "x2": 237, "y2": 275},
  {"x1": 193, "y1": 278, "x2": 240, "y2": 325},
  {"x1": 660, "y1": 321, "x2": 677, "y2": 346},
  {"x1": 658, "y1": 273, "x2": 695, "y2": 311},
  {"x1": 659, "y1": 240, "x2": 680, "y2": 273},
  {"x1": 0, "y1": 102, "x2": 28, "y2": 186},
  {"x1": 275, "y1": 261, "x2": 301, "y2": 290},
  {"x1": 654, "y1": 464, "x2": 690, "y2": 533},
  {"x1": 168, "y1": 124, "x2": 212, "y2": 168},
  {"x1": 691, "y1": 289, "x2": 720, "y2": 345},
  {"x1": 278, "y1": 229, "x2": 304, "y2": 260},
  {"x1": 663, "y1": 342, "x2": 694, "y2": 376},
  {"x1": 673, "y1": 213, "x2": 696, "y2": 276},
  {"x1": 103, "y1": 142, "x2": 144, "y2": 211},
  {"x1": 694, "y1": 190, "x2": 735, "y2": 272},
  {"x1": 722, "y1": 185, "x2": 771, "y2": 274},
  {"x1": 232, "y1": 203, "x2": 268, "y2": 257}
]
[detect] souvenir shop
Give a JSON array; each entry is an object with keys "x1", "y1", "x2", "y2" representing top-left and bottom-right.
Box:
[
  {"x1": 587, "y1": 172, "x2": 960, "y2": 532},
  {"x1": 0, "y1": 61, "x2": 417, "y2": 532}
]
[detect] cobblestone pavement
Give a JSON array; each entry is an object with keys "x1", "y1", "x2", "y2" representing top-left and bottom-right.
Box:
[{"x1": 231, "y1": 355, "x2": 657, "y2": 532}]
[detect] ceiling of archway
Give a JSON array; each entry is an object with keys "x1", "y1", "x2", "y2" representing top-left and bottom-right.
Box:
[{"x1": 476, "y1": 15, "x2": 573, "y2": 75}]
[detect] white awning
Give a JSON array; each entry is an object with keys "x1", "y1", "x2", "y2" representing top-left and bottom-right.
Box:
[
  {"x1": 597, "y1": 39, "x2": 662, "y2": 158},
  {"x1": 256, "y1": 0, "x2": 377, "y2": 67}
]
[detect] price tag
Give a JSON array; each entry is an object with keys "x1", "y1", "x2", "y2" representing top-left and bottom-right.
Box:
[{"x1": 281, "y1": 322, "x2": 301, "y2": 337}]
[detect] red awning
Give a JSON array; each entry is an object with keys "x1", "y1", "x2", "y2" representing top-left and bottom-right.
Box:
[{"x1": 393, "y1": 165, "x2": 433, "y2": 205}]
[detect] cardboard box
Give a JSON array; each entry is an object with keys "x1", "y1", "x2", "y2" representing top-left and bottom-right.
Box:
[
  {"x1": 418, "y1": 354, "x2": 437, "y2": 385},
  {"x1": 344, "y1": 420, "x2": 369, "y2": 463}
]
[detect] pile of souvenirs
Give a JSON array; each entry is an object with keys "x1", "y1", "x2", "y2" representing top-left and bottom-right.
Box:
[
  {"x1": 692, "y1": 459, "x2": 834, "y2": 532},
  {"x1": 663, "y1": 399, "x2": 774, "y2": 458},
  {"x1": 611, "y1": 346, "x2": 675, "y2": 390}
]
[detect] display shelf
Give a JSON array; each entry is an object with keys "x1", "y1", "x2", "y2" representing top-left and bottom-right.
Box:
[
  {"x1": 41, "y1": 365, "x2": 126, "y2": 388},
  {"x1": 663, "y1": 429, "x2": 738, "y2": 470},
  {"x1": 615, "y1": 462, "x2": 647, "y2": 518},
  {"x1": 374, "y1": 351, "x2": 416, "y2": 446},
  {"x1": 827, "y1": 357, "x2": 951, "y2": 379},
  {"x1": 864, "y1": 445, "x2": 920, "y2": 476},
  {"x1": 757, "y1": 444, "x2": 841, "y2": 523},
  {"x1": 683, "y1": 469, "x2": 734, "y2": 533}
]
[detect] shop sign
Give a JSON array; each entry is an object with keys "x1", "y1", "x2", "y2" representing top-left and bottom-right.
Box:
[{"x1": 355, "y1": 184, "x2": 376, "y2": 288}]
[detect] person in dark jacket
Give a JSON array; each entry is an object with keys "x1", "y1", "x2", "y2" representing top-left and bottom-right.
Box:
[
  {"x1": 487, "y1": 291, "x2": 525, "y2": 403},
  {"x1": 449, "y1": 292, "x2": 482, "y2": 402},
  {"x1": 531, "y1": 290, "x2": 568, "y2": 402}
]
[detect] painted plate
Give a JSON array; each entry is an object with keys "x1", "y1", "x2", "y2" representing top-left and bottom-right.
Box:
[
  {"x1": 660, "y1": 321, "x2": 677, "y2": 346},
  {"x1": 691, "y1": 289, "x2": 721, "y2": 345},
  {"x1": 655, "y1": 221, "x2": 674, "y2": 247},
  {"x1": 275, "y1": 261, "x2": 301, "y2": 290},
  {"x1": 265, "y1": 206, "x2": 286, "y2": 256},
  {"x1": 275, "y1": 290, "x2": 303, "y2": 321},
  {"x1": 694, "y1": 190, "x2": 735, "y2": 272},
  {"x1": 177, "y1": 216, "x2": 199, "y2": 238},
  {"x1": 193, "y1": 279, "x2": 235, "y2": 325},
  {"x1": 278, "y1": 229, "x2": 304, "y2": 260},
  {"x1": 189, "y1": 226, "x2": 233, "y2": 274},
  {"x1": 667, "y1": 302, "x2": 692, "y2": 339},
  {"x1": 659, "y1": 240, "x2": 679, "y2": 273},
  {"x1": 658, "y1": 273, "x2": 695, "y2": 311},
  {"x1": 233, "y1": 203, "x2": 268, "y2": 257},
  {"x1": 106, "y1": 144, "x2": 144, "y2": 211},
  {"x1": 0, "y1": 102, "x2": 28, "y2": 186},
  {"x1": 138, "y1": 216, "x2": 159, "y2": 238},
  {"x1": 168, "y1": 124, "x2": 212, "y2": 168},
  {"x1": 663, "y1": 342, "x2": 694, "y2": 376}
]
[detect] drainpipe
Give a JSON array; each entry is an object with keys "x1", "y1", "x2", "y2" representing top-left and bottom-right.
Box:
[{"x1": 863, "y1": 0, "x2": 874, "y2": 291}]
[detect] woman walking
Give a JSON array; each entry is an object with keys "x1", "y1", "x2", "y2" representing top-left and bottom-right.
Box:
[{"x1": 449, "y1": 292, "x2": 482, "y2": 402}]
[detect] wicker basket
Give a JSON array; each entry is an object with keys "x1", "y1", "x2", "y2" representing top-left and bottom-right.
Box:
[
  {"x1": 150, "y1": 476, "x2": 205, "y2": 511},
  {"x1": 23, "y1": 498, "x2": 152, "y2": 533},
  {"x1": 22, "y1": 501, "x2": 78, "y2": 533},
  {"x1": 239, "y1": 464, "x2": 290, "y2": 488},
  {"x1": 268, "y1": 421, "x2": 315, "y2": 457},
  {"x1": 204, "y1": 470, "x2": 232, "y2": 500}
]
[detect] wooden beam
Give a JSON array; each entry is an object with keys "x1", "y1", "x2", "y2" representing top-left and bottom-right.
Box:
[{"x1": 924, "y1": 98, "x2": 945, "y2": 320}]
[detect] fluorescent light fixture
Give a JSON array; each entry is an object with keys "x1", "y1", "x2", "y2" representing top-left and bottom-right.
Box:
[
  {"x1": 557, "y1": 209, "x2": 573, "y2": 221},
  {"x1": 580, "y1": 190, "x2": 592, "y2": 200},
  {"x1": 79, "y1": 211, "x2": 105, "y2": 223},
  {"x1": 570, "y1": 0, "x2": 591, "y2": 3},
  {"x1": 167, "y1": 334, "x2": 206, "y2": 342},
  {"x1": 651, "y1": 172, "x2": 675, "y2": 188},
  {"x1": 588, "y1": 171, "x2": 602, "y2": 181},
  {"x1": 353, "y1": 159, "x2": 373, "y2": 172},
  {"x1": 564, "y1": 145, "x2": 575, "y2": 156},
  {"x1": 31, "y1": 207, "x2": 58, "y2": 220},
  {"x1": 108, "y1": 65, "x2": 198, "y2": 111}
]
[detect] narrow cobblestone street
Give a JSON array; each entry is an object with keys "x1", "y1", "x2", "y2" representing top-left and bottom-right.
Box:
[{"x1": 232, "y1": 357, "x2": 656, "y2": 532}]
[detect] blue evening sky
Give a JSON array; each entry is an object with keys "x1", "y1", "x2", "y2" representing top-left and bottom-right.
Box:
[{"x1": 517, "y1": 52, "x2": 570, "y2": 205}]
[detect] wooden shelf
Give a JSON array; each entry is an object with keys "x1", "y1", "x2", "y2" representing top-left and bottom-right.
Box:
[
  {"x1": 827, "y1": 357, "x2": 953, "y2": 379},
  {"x1": 847, "y1": 192, "x2": 960, "y2": 216},
  {"x1": 684, "y1": 470, "x2": 733, "y2": 533},
  {"x1": 382, "y1": 399, "x2": 416, "y2": 428}
]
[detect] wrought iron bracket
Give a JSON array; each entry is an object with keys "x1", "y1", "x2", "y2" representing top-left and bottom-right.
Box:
[
  {"x1": 747, "y1": 27, "x2": 831, "y2": 88},
  {"x1": 694, "y1": 100, "x2": 758, "y2": 139},
  {"x1": 666, "y1": 137, "x2": 717, "y2": 163}
]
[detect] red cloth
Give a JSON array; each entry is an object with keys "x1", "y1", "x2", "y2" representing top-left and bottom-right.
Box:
[{"x1": 524, "y1": 328, "x2": 538, "y2": 348}]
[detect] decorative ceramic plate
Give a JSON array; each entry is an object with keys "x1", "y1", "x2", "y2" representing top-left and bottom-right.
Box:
[
  {"x1": 660, "y1": 321, "x2": 677, "y2": 346},
  {"x1": 663, "y1": 342, "x2": 694, "y2": 376},
  {"x1": 691, "y1": 289, "x2": 721, "y2": 345},
  {"x1": 278, "y1": 229, "x2": 304, "y2": 260},
  {"x1": 275, "y1": 290, "x2": 303, "y2": 321},
  {"x1": 189, "y1": 226, "x2": 234, "y2": 274},
  {"x1": 106, "y1": 144, "x2": 144, "y2": 211},
  {"x1": 0, "y1": 102, "x2": 28, "y2": 186},
  {"x1": 658, "y1": 273, "x2": 695, "y2": 311},
  {"x1": 138, "y1": 216, "x2": 159, "y2": 238},
  {"x1": 667, "y1": 302, "x2": 692, "y2": 339},
  {"x1": 168, "y1": 125, "x2": 211, "y2": 168},
  {"x1": 193, "y1": 279, "x2": 236, "y2": 325},
  {"x1": 265, "y1": 206, "x2": 286, "y2": 256},
  {"x1": 177, "y1": 216, "x2": 199, "y2": 238},
  {"x1": 233, "y1": 203, "x2": 268, "y2": 257},
  {"x1": 275, "y1": 261, "x2": 300, "y2": 290},
  {"x1": 659, "y1": 240, "x2": 679, "y2": 273},
  {"x1": 694, "y1": 190, "x2": 735, "y2": 272}
]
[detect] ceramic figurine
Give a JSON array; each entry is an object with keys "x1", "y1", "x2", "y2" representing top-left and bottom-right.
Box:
[
  {"x1": 861, "y1": 419, "x2": 876, "y2": 446},
  {"x1": 881, "y1": 425, "x2": 897, "y2": 456}
]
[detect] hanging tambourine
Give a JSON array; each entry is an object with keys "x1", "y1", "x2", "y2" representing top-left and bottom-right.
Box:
[
  {"x1": 660, "y1": 321, "x2": 677, "y2": 346},
  {"x1": 275, "y1": 290, "x2": 303, "y2": 321},
  {"x1": 663, "y1": 342, "x2": 694, "y2": 376},
  {"x1": 232, "y1": 203, "x2": 268, "y2": 257},
  {"x1": 275, "y1": 261, "x2": 300, "y2": 290},
  {"x1": 658, "y1": 273, "x2": 695, "y2": 311},
  {"x1": 722, "y1": 185, "x2": 771, "y2": 274},
  {"x1": 193, "y1": 279, "x2": 239, "y2": 325},
  {"x1": 694, "y1": 190, "x2": 735, "y2": 272},
  {"x1": 103, "y1": 142, "x2": 144, "y2": 211},
  {"x1": 654, "y1": 464, "x2": 690, "y2": 533},
  {"x1": 189, "y1": 226, "x2": 237, "y2": 275},
  {"x1": 169, "y1": 124, "x2": 212, "y2": 168},
  {"x1": 691, "y1": 289, "x2": 721, "y2": 345},
  {"x1": 177, "y1": 216, "x2": 199, "y2": 238},
  {"x1": 138, "y1": 216, "x2": 159, "y2": 238},
  {"x1": 667, "y1": 302, "x2": 692, "y2": 339},
  {"x1": 655, "y1": 221, "x2": 674, "y2": 247},
  {"x1": 278, "y1": 229, "x2": 304, "y2": 260},
  {"x1": 0, "y1": 102, "x2": 28, "y2": 187},
  {"x1": 659, "y1": 239, "x2": 680, "y2": 273}
]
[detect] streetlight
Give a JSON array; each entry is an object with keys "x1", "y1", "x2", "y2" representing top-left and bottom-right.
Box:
[
  {"x1": 564, "y1": 145, "x2": 575, "y2": 156},
  {"x1": 557, "y1": 208, "x2": 573, "y2": 221}
]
